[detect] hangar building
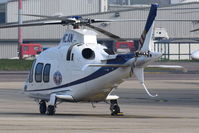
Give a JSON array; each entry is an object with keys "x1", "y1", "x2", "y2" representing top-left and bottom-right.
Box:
[{"x1": 0, "y1": 0, "x2": 199, "y2": 59}]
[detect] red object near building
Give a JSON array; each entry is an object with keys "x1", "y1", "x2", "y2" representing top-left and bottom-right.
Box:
[
  {"x1": 115, "y1": 41, "x2": 135, "y2": 53},
  {"x1": 20, "y1": 44, "x2": 43, "y2": 59}
]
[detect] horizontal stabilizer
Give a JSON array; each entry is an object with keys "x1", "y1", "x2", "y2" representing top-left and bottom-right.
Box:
[
  {"x1": 82, "y1": 64, "x2": 129, "y2": 71},
  {"x1": 88, "y1": 64, "x2": 129, "y2": 67}
]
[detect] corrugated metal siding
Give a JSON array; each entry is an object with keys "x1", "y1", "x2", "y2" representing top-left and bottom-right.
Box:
[
  {"x1": 0, "y1": 42, "x2": 18, "y2": 58},
  {"x1": 91, "y1": 3, "x2": 199, "y2": 39},
  {"x1": 7, "y1": 0, "x2": 100, "y2": 22},
  {"x1": 59, "y1": 0, "x2": 100, "y2": 16},
  {"x1": 0, "y1": 41, "x2": 58, "y2": 58},
  {"x1": 131, "y1": 0, "x2": 170, "y2": 5},
  {"x1": 1, "y1": 2, "x2": 199, "y2": 40},
  {"x1": 1, "y1": 0, "x2": 101, "y2": 40}
]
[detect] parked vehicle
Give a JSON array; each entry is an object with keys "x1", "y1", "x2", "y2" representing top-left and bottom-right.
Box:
[
  {"x1": 115, "y1": 41, "x2": 136, "y2": 53},
  {"x1": 154, "y1": 27, "x2": 169, "y2": 40},
  {"x1": 20, "y1": 43, "x2": 43, "y2": 59}
]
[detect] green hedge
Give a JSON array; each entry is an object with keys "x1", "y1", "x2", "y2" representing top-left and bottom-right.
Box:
[{"x1": 0, "y1": 59, "x2": 33, "y2": 71}]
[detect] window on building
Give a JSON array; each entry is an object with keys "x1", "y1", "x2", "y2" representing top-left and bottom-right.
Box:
[
  {"x1": 35, "y1": 63, "x2": 43, "y2": 82},
  {"x1": 43, "y1": 64, "x2": 51, "y2": 82},
  {"x1": 0, "y1": 4, "x2": 6, "y2": 24},
  {"x1": 0, "y1": 12, "x2": 5, "y2": 24}
]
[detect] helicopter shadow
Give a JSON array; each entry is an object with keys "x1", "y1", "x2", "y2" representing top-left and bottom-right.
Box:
[{"x1": 0, "y1": 112, "x2": 196, "y2": 119}]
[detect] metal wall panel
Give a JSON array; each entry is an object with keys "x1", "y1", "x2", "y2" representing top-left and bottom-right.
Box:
[
  {"x1": 0, "y1": 42, "x2": 18, "y2": 58},
  {"x1": 7, "y1": 0, "x2": 101, "y2": 22},
  {"x1": 0, "y1": 40, "x2": 58, "y2": 58},
  {"x1": 1, "y1": 2, "x2": 199, "y2": 40},
  {"x1": 1, "y1": 0, "x2": 102, "y2": 40}
]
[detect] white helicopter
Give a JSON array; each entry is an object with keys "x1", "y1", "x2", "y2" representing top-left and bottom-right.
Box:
[
  {"x1": 191, "y1": 49, "x2": 199, "y2": 60},
  {"x1": 0, "y1": 4, "x2": 166, "y2": 115},
  {"x1": 190, "y1": 23, "x2": 199, "y2": 61}
]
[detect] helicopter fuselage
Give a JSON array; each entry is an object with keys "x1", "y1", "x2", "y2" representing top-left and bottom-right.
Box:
[{"x1": 24, "y1": 29, "x2": 134, "y2": 102}]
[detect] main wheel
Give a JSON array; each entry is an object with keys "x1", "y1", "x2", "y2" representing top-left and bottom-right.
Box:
[
  {"x1": 39, "y1": 100, "x2": 46, "y2": 114},
  {"x1": 110, "y1": 104, "x2": 120, "y2": 116},
  {"x1": 47, "y1": 105, "x2": 55, "y2": 115}
]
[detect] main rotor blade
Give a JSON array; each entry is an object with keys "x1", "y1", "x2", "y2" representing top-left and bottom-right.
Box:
[
  {"x1": 0, "y1": 20, "x2": 63, "y2": 28},
  {"x1": 190, "y1": 28, "x2": 199, "y2": 32},
  {"x1": 22, "y1": 13, "x2": 198, "y2": 24},
  {"x1": 85, "y1": 24, "x2": 126, "y2": 41},
  {"x1": 21, "y1": 14, "x2": 77, "y2": 22},
  {"x1": 91, "y1": 18, "x2": 199, "y2": 23},
  {"x1": 21, "y1": 14, "x2": 60, "y2": 19}
]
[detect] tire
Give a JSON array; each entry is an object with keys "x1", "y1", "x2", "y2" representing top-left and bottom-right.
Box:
[
  {"x1": 39, "y1": 100, "x2": 46, "y2": 114},
  {"x1": 47, "y1": 105, "x2": 55, "y2": 115},
  {"x1": 110, "y1": 104, "x2": 120, "y2": 116}
]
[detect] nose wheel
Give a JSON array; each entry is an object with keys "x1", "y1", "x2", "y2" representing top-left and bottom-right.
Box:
[
  {"x1": 47, "y1": 105, "x2": 56, "y2": 115},
  {"x1": 39, "y1": 96, "x2": 56, "y2": 115},
  {"x1": 110, "y1": 100, "x2": 122, "y2": 116},
  {"x1": 39, "y1": 100, "x2": 47, "y2": 114}
]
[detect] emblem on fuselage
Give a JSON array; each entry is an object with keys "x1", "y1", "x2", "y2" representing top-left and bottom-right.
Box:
[{"x1": 53, "y1": 71, "x2": 62, "y2": 85}]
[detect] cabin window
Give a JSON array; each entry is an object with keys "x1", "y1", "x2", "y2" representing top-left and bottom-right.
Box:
[
  {"x1": 43, "y1": 64, "x2": 51, "y2": 82},
  {"x1": 104, "y1": 49, "x2": 115, "y2": 55},
  {"x1": 29, "y1": 60, "x2": 36, "y2": 83},
  {"x1": 35, "y1": 63, "x2": 44, "y2": 82}
]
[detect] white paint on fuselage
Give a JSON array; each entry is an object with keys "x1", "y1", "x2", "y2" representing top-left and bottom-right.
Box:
[
  {"x1": 191, "y1": 49, "x2": 199, "y2": 60},
  {"x1": 24, "y1": 29, "x2": 132, "y2": 102},
  {"x1": 24, "y1": 28, "x2": 161, "y2": 102},
  {"x1": 25, "y1": 42, "x2": 131, "y2": 102}
]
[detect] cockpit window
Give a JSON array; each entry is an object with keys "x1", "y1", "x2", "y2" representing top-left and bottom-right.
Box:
[
  {"x1": 43, "y1": 64, "x2": 51, "y2": 83},
  {"x1": 66, "y1": 43, "x2": 78, "y2": 61},
  {"x1": 104, "y1": 49, "x2": 115, "y2": 55},
  {"x1": 29, "y1": 60, "x2": 36, "y2": 83},
  {"x1": 35, "y1": 63, "x2": 44, "y2": 82}
]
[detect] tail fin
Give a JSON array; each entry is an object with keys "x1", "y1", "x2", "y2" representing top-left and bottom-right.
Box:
[{"x1": 138, "y1": 4, "x2": 158, "y2": 52}]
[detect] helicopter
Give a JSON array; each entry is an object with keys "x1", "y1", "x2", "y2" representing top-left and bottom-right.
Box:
[
  {"x1": 191, "y1": 49, "x2": 199, "y2": 60},
  {"x1": 0, "y1": 4, "x2": 167, "y2": 115}
]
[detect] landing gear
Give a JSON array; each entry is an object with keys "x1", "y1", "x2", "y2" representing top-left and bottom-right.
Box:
[
  {"x1": 38, "y1": 100, "x2": 56, "y2": 115},
  {"x1": 47, "y1": 94, "x2": 57, "y2": 115},
  {"x1": 47, "y1": 105, "x2": 56, "y2": 115},
  {"x1": 110, "y1": 100, "x2": 121, "y2": 116},
  {"x1": 38, "y1": 94, "x2": 57, "y2": 115},
  {"x1": 39, "y1": 100, "x2": 46, "y2": 114}
]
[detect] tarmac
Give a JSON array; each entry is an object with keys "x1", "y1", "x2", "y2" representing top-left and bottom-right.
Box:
[{"x1": 0, "y1": 62, "x2": 199, "y2": 133}]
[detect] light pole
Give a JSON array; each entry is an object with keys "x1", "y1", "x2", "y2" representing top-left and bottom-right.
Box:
[{"x1": 18, "y1": 0, "x2": 23, "y2": 59}]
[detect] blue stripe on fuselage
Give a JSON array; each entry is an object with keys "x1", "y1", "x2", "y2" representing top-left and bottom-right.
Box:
[{"x1": 25, "y1": 53, "x2": 135, "y2": 92}]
